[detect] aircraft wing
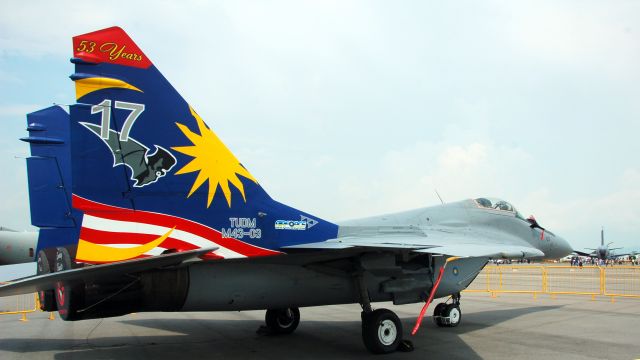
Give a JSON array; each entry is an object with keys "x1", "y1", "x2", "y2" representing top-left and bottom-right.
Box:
[
  {"x1": 610, "y1": 252, "x2": 631, "y2": 258},
  {"x1": 412, "y1": 244, "x2": 543, "y2": 258},
  {"x1": 572, "y1": 250, "x2": 594, "y2": 257},
  {"x1": 283, "y1": 231, "x2": 544, "y2": 258},
  {"x1": 0, "y1": 247, "x2": 215, "y2": 297}
]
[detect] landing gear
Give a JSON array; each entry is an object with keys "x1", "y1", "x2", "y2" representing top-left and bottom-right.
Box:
[
  {"x1": 362, "y1": 308, "x2": 403, "y2": 354},
  {"x1": 265, "y1": 308, "x2": 300, "y2": 334},
  {"x1": 36, "y1": 250, "x2": 56, "y2": 312},
  {"x1": 433, "y1": 293, "x2": 462, "y2": 327},
  {"x1": 54, "y1": 247, "x2": 84, "y2": 321},
  {"x1": 355, "y1": 270, "x2": 408, "y2": 354}
]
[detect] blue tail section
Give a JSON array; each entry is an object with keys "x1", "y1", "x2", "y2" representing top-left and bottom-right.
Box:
[
  {"x1": 21, "y1": 106, "x2": 80, "y2": 254},
  {"x1": 61, "y1": 27, "x2": 337, "y2": 262}
]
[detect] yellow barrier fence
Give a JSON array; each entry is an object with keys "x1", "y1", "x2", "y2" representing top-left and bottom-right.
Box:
[
  {"x1": 603, "y1": 266, "x2": 640, "y2": 300},
  {"x1": 0, "y1": 282, "x2": 39, "y2": 321},
  {"x1": 465, "y1": 265, "x2": 640, "y2": 300}
]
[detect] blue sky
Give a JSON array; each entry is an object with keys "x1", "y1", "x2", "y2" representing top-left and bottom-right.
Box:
[{"x1": 0, "y1": 0, "x2": 638, "y2": 262}]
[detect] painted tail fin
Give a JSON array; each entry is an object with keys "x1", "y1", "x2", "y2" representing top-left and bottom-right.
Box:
[
  {"x1": 64, "y1": 27, "x2": 336, "y2": 263},
  {"x1": 21, "y1": 106, "x2": 79, "y2": 253}
]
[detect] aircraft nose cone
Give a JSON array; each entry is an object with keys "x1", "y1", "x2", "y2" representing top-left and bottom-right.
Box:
[{"x1": 555, "y1": 235, "x2": 573, "y2": 258}]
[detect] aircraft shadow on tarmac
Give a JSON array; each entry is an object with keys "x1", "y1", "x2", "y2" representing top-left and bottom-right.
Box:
[{"x1": 0, "y1": 305, "x2": 561, "y2": 360}]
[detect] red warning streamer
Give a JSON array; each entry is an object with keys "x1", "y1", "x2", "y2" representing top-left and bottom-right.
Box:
[
  {"x1": 411, "y1": 257, "x2": 460, "y2": 335},
  {"x1": 411, "y1": 265, "x2": 446, "y2": 335}
]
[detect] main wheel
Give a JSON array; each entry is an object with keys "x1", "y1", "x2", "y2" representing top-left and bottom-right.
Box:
[
  {"x1": 265, "y1": 308, "x2": 300, "y2": 334},
  {"x1": 36, "y1": 250, "x2": 57, "y2": 312},
  {"x1": 441, "y1": 304, "x2": 461, "y2": 327},
  {"x1": 362, "y1": 309, "x2": 403, "y2": 354},
  {"x1": 54, "y1": 247, "x2": 84, "y2": 321},
  {"x1": 433, "y1": 302, "x2": 446, "y2": 327}
]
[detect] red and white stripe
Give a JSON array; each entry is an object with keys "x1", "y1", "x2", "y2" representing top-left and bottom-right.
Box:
[{"x1": 73, "y1": 195, "x2": 281, "y2": 261}]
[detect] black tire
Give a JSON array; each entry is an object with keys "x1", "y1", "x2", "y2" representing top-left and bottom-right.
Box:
[
  {"x1": 441, "y1": 304, "x2": 461, "y2": 328},
  {"x1": 54, "y1": 247, "x2": 84, "y2": 321},
  {"x1": 433, "y1": 302, "x2": 446, "y2": 327},
  {"x1": 265, "y1": 308, "x2": 300, "y2": 334},
  {"x1": 36, "y1": 250, "x2": 57, "y2": 312},
  {"x1": 362, "y1": 309, "x2": 403, "y2": 354}
]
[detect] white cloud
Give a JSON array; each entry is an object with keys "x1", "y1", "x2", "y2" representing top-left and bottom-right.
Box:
[{"x1": 438, "y1": 143, "x2": 487, "y2": 169}]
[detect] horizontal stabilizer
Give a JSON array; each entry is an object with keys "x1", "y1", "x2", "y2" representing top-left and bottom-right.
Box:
[{"x1": 0, "y1": 247, "x2": 216, "y2": 297}]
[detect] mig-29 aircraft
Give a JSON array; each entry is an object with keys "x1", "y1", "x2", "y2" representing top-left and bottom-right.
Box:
[{"x1": 0, "y1": 27, "x2": 572, "y2": 354}]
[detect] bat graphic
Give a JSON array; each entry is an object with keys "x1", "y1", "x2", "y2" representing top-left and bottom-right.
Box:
[{"x1": 81, "y1": 122, "x2": 177, "y2": 187}]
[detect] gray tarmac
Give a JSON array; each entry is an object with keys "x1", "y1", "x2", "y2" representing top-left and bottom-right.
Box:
[{"x1": 0, "y1": 292, "x2": 639, "y2": 360}]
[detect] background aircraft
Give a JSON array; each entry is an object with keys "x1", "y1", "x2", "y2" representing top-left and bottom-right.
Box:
[
  {"x1": 0, "y1": 228, "x2": 37, "y2": 265},
  {"x1": 0, "y1": 27, "x2": 572, "y2": 354},
  {"x1": 574, "y1": 228, "x2": 632, "y2": 261}
]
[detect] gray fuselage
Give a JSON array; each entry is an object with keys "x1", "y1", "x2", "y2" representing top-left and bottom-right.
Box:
[{"x1": 180, "y1": 199, "x2": 571, "y2": 312}]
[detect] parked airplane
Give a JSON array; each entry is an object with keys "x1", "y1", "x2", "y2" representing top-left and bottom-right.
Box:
[
  {"x1": 0, "y1": 228, "x2": 37, "y2": 265},
  {"x1": 574, "y1": 228, "x2": 632, "y2": 261},
  {"x1": 0, "y1": 27, "x2": 573, "y2": 354}
]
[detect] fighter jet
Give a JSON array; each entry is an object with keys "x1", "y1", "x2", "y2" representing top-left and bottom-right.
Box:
[
  {"x1": 0, "y1": 27, "x2": 573, "y2": 354},
  {"x1": 0, "y1": 228, "x2": 37, "y2": 265}
]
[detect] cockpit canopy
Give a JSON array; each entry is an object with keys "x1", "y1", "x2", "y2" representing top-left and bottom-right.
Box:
[
  {"x1": 474, "y1": 197, "x2": 526, "y2": 220},
  {"x1": 474, "y1": 197, "x2": 553, "y2": 235}
]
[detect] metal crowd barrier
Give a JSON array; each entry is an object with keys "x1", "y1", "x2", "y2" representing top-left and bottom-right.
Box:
[
  {"x1": 465, "y1": 265, "x2": 640, "y2": 301},
  {"x1": 0, "y1": 290, "x2": 38, "y2": 321}
]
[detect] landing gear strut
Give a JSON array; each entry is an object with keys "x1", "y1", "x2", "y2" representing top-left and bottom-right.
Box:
[
  {"x1": 433, "y1": 293, "x2": 462, "y2": 327},
  {"x1": 356, "y1": 271, "x2": 410, "y2": 354}
]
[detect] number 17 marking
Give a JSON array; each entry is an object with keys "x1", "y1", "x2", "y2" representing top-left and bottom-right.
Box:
[{"x1": 90, "y1": 100, "x2": 145, "y2": 141}]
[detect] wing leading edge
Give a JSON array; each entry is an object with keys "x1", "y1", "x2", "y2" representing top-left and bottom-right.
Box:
[{"x1": 283, "y1": 233, "x2": 544, "y2": 259}]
